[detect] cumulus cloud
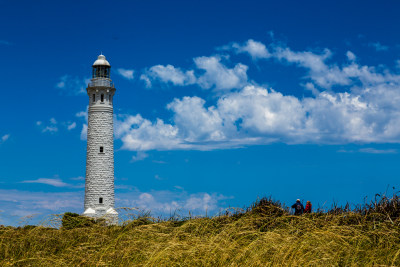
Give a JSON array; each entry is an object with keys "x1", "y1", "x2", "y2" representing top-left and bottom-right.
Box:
[
  {"x1": 269, "y1": 44, "x2": 400, "y2": 92},
  {"x1": 117, "y1": 68, "x2": 134, "y2": 80},
  {"x1": 231, "y1": 39, "x2": 271, "y2": 60},
  {"x1": 71, "y1": 39, "x2": 400, "y2": 151},
  {"x1": 167, "y1": 96, "x2": 225, "y2": 141},
  {"x1": 141, "y1": 65, "x2": 196, "y2": 87},
  {"x1": 273, "y1": 46, "x2": 351, "y2": 89},
  {"x1": 194, "y1": 56, "x2": 248, "y2": 91},
  {"x1": 140, "y1": 56, "x2": 248, "y2": 91},
  {"x1": 115, "y1": 68, "x2": 400, "y2": 151},
  {"x1": 115, "y1": 114, "x2": 183, "y2": 151}
]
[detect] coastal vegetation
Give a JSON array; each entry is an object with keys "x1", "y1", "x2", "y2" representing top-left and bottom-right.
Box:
[{"x1": 1, "y1": 194, "x2": 400, "y2": 266}]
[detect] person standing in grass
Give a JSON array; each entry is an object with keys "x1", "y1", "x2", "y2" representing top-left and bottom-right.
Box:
[
  {"x1": 291, "y1": 199, "x2": 305, "y2": 215},
  {"x1": 304, "y1": 201, "x2": 312, "y2": 213}
]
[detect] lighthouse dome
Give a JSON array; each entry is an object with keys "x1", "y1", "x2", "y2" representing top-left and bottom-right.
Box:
[{"x1": 93, "y1": 54, "x2": 111, "y2": 67}]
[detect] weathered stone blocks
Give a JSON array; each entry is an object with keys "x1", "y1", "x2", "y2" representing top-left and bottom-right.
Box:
[{"x1": 84, "y1": 85, "x2": 118, "y2": 224}]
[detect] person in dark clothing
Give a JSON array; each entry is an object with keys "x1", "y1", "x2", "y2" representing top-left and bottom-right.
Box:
[
  {"x1": 304, "y1": 200, "x2": 312, "y2": 213},
  {"x1": 291, "y1": 199, "x2": 305, "y2": 215}
]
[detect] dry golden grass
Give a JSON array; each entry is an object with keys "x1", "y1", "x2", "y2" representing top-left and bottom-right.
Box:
[{"x1": 1, "y1": 198, "x2": 400, "y2": 266}]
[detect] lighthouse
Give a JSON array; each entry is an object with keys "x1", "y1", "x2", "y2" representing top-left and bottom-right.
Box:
[{"x1": 83, "y1": 54, "x2": 118, "y2": 223}]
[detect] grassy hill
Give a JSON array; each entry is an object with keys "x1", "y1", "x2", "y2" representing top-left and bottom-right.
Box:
[{"x1": 1, "y1": 196, "x2": 400, "y2": 266}]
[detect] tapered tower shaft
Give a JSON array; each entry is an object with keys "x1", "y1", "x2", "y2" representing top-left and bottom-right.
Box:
[{"x1": 83, "y1": 55, "x2": 118, "y2": 223}]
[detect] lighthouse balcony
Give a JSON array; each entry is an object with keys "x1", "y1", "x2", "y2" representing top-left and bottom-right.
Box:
[{"x1": 88, "y1": 79, "x2": 115, "y2": 88}]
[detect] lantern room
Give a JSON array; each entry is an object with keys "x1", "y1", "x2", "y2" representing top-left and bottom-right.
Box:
[{"x1": 92, "y1": 54, "x2": 111, "y2": 79}]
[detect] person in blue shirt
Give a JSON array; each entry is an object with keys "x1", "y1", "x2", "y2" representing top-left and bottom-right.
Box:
[{"x1": 291, "y1": 199, "x2": 305, "y2": 215}]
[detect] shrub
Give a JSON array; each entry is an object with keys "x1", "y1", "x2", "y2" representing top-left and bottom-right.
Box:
[{"x1": 61, "y1": 212, "x2": 96, "y2": 230}]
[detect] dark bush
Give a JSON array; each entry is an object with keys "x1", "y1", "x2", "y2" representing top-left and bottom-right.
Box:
[
  {"x1": 23, "y1": 225, "x2": 37, "y2": 230},
  {"x1": 250, "y1": 197, "x2": 289, "y2": 217},
  {"x1": 62, "y1": 212, "x2": 96, "y2": 230}
]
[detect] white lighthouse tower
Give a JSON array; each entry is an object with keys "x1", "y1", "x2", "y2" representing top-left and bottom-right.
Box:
[{"x1": 83, "y1": 54, "x2": 118, "y2": 223}]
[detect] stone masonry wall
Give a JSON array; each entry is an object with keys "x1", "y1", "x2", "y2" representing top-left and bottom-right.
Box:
[{"x1": 84, "y1": 86, "x2": 116, "y2": 219}]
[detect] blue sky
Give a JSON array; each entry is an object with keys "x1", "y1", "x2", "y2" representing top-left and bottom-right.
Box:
[{"x1": 1, "y1": 0, "x2": 400, "y2": 225}]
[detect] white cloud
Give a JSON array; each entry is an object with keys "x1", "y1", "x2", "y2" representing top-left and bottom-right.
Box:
[
  {"x1": 139, "y1": 74, "x2": 152, "y2": 87},
  {"x1": 55, "y1": 75, "x2": 89, "y2": 95},
  {"x1": 273, "y1": 46, "x2": 351, "y2": 89},
  {"x1": 70, "y1": 176, "x2": 85, "y2": 181},
  {"x1": 0, "y1": 187, "x2": 229, "y2": 226},
  {"x1": 80, "y1": 124, "x2": 88, "y2": 141},
  {"x1": 77, "y1": 40, "x2": 400, "y2": 151},
  {"x1": 194, "y1": 56, "x2": 248, "y2": 91},
  {"x1": 269, "y1": 44, "x2": 400, "y2": 91},
  {"x1": 115, "y1": 85, "x2": 305, "y2": 150},
  {"x1": 117, "y1": 68, "x2": 134, "y2": 80},
  {"x1": 359, "y1": 148, "x2": 397, "y2": 154},
  {"x1": 76, "y1": 108, "x2": 88, "y2": 121},
  {"x1": 167, "y1": 96, "x2": 225, "y2": 141},
  {"x1": 67, "y1": 122, "x2": 76, "y2": 130},
  {"x1": 37, "y1": 118, "x2": 80, "y2": 133},
  {"x1": 303, "y1": 82, "x2": 320, "y2": 96},
  {"x1": 21, "y1": 178, "x2": 70, "y2": 187},
  {"x1": 76, "y1": 107, "x2": 89, "y2": 140},
  {"x1": 231, "y1": 39, "x2": 271, "y2": 60},
  {"x1": 346, "y1": 51, "x2": 356, "y2": 61},
  {"x1": 38, "y1": 118, "x2": 58, "y2": 133},
  {"x1": 1, "y1": 134, "x2": 10, "y2": 142},
  {"x1": 115, "y1": 73, "x2": 400, "y2": 150},
  {"x1": 42, "y1": 126, "x2": 58, "y2": 133},
  {"x1": 141, "y1": 65, "x2": 196, "y2": 87},
  {"x1": 117, "y1": 190, "x2": 229, "y2": 216},
  {"x1": 140, "y1": 56, "x2": 248, "y2": 92},
  {"x1": 369, "y1": 42, "x2": 389, "y2": 51},
  {"x1": 131, "y1": 151, "x2": 148, "y2": 162},
  {"x1": 56, "y1": 81, "x2": 65, "y2": 88},
  {"x1": 115, "y1": 114, "x2": 183, "y2": 151},
  {"x1": 0, "y1": 189, "x2": 83, "y2": 225}
]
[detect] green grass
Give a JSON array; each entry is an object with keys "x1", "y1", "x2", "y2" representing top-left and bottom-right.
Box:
[{"x1": 1, "y1": 196, "x2": 400, "y2": 266}]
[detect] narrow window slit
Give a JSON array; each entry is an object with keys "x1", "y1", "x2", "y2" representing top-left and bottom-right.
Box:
[
  {"x1": 93, "y1": 94, "x2": 95, "y2": 102},
  {"x1": 101, "y1": 94, "x2": 104, "y2": 102},
  {"x1": 100, "y1": 146, "x2": 104, "y2": 153},
  {"x1": 99, "y1": 197, "x2": 103, "y2": 204}
]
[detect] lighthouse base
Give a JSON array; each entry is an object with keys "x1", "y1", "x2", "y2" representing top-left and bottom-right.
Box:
[{"x1": 83, "y1": 207, "x2": 118, "y2": 225}]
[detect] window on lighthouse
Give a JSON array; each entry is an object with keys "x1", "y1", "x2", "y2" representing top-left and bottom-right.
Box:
[
  {"x1": 92, "y1": 94, "x2": 95, "y2": 102},
  {"x1": 99, "y1": 197, "x2": 103, "y2": 204},
  {"x1": 100, "y1": 146, "x2": 104, "y2": 153},
  {"x1": 101, "y1": 94, "x2": 104, "y2": 102}
]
